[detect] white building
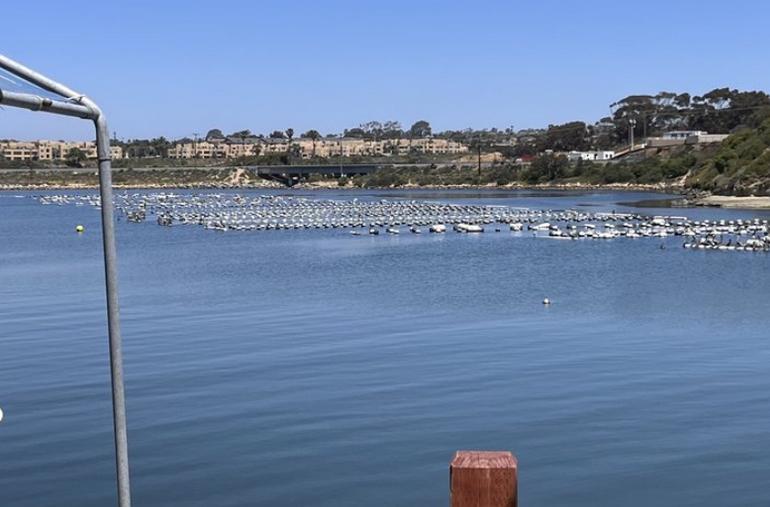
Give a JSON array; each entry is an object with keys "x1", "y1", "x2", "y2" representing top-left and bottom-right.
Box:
[
  {"x1": 662, "y1": 130, "x2": 707, "y2": 140},
  {"x1": 567, "y1": 150, "x2": 615, "y2": 162},
  {"x1": 647, "y1": 131, "x2": 729, "y2": 147}
]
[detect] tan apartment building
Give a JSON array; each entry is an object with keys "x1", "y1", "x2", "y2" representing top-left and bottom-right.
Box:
[
  {"x1": 2, "y1": 137, "x2": 467, "y2": 162},
  {"x1": 390, "y1": 138, "x2": 468, "y2": 156},
  {"x1": 167, "y1": 141, "x2": 226, "y2": 159},
  {"x1": 166, "y1": 137, "x2": 469, "y2": 160},
  {"x1": 167, "y1": 140, "x2": 261, "y2": 159},
  {"x1": 0, "y1": 140, "x2": 123, "y2": 161},
  {"x1": 304, "y1": 138, "x2": 386, "y2": 158},
  {"x1": 0, "y1": 141, "x2": 38, "y2": 161}
]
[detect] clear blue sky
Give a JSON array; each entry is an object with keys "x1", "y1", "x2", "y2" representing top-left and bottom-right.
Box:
[{"x1": 2, "y1": 0, "x2": 769, "y2": 141}]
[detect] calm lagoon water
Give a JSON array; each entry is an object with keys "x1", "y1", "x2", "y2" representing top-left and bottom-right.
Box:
[{"x1": 1, "y1": 189, "x2": 770, "y2": 506}]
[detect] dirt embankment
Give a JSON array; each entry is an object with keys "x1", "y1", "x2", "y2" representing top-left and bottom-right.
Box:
[{"x1": 0, "y1": 168, "x2": 281, "y2": 190}]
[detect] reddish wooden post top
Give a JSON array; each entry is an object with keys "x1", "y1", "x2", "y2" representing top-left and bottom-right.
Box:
[{"x1": 450, "y1": 451, "x2": 518, "y2": 507}]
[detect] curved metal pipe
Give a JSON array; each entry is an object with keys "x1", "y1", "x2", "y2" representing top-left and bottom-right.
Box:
[
  {"x1": 92, "y1": 110, "x2": 132, "y2": 507},
  {"x1": 0, "y1": 89, "x2": 95, "y2": 119},
  {"x1": 0, "y1": 53, "x2": 131, "y2": 507}
]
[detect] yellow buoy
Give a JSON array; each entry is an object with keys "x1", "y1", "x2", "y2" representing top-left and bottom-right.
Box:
[{"x1": 75, "y1": 225, "x2": 85, "y2": 233}]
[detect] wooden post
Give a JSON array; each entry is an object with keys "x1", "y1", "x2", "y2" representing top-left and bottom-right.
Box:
[{"x1": 450, "y1": 451, "x2": 518, "y2": 507}]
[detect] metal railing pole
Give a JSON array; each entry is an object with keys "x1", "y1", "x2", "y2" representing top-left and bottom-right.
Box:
[
  {"x1": 0, "y1": 53, "x2": 132, "y2": 507},
  {"x1": 94, "y1": 113, "x2": 132, "y2": 507}
]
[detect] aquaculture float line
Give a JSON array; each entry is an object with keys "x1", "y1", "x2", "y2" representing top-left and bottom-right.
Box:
[{"x1": 35, "y1": 192, "x2": 770, "y2": 253}]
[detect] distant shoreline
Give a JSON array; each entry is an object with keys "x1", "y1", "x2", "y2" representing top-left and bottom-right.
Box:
[
  {"x1": 6, "y1": 180, "x2": 770, "y2": 210},
  {"x1": 0, "y1": 180, "x2": 674, "y2": 193}
]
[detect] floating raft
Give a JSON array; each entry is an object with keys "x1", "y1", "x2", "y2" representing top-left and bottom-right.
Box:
[{"x1": 36, "y1": 193, "x2": 770, "y2": 252}]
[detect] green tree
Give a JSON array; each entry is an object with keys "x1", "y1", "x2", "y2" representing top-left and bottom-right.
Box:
[
  {"x1": 538, "y1": 122, "x2": 589, "y2": 151},
  {"x1": 343, "y1": 127, "x2": 366, "y2": 138},
  {"x1": 382, "y1": 120, "x2": 403, "y2": 139},
  {"x1": 409, "y1": 120, "x2": 431, "y2": 138},
  {"x1": 206, "y1": 129, "x2": 224, "y2": 140},
  {"x1": 149, "y1": 137, "x2": 170, "y2": 158},
  {"x1": 529, "y1": 154, "x2": 569, "y2": 182},
  {"x1": 360, "y1": 121, "x2": 383, "y2": 140},
  {"x1": 65, "y1": 148, "x2": 87, "y2": 168}
]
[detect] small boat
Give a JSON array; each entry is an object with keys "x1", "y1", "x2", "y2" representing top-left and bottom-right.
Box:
[
  {"x1": 369, "y1": 227, "x2": 379, "y2": 235},
  {"x1": 456, "y1": 223, "x2": 484, "y2": 233},
  {"x1": 429, "y1": 224, "x2": 447, "y2": 233},
  {"x1": 386, "y1": 227, "x2": 400, "y2": 234}
]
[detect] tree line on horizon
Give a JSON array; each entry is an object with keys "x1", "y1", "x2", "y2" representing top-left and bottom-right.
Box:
[{"x1": 90, "y1": 87, "x2": 770, "y2": 160}]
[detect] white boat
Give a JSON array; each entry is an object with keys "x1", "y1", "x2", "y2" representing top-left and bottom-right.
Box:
[
  {"x1": 429, "y1": 224, "x2": 447, "y2": 233},
  {"x1": 456, "y1": 223, "x2": 484, "y2": 233}
]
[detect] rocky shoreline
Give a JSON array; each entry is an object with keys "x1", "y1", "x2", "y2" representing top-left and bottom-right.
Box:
[
  {"x1": 5, "y1": 170, "x2": 770, "y2": 209},
  {"x1": 6, "y1": 183, "x2": 770, "y2": 210},
  {"x1": 0, "y1": 174, "x2": 677, "y2": 193}
]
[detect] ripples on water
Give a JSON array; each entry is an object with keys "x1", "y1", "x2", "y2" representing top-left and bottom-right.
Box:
[{"x1": 1, "y1": 189, "x2": 770, "y2": 506}]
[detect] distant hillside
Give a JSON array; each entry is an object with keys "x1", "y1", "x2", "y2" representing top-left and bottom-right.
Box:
[
  {"x1": 593, "y1": 119, "x2": 770, "y2": 195},
  {"x1": 684, "y1": 118, "x2": 770, "y2": 195}
]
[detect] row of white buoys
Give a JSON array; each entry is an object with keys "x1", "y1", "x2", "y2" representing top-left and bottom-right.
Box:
[
  {"x1": 34, "y1": 193, "x2": 770, "y2": 253},
  {"x1": 683, "y1": 236, "x2": 770, "y2": 252}
]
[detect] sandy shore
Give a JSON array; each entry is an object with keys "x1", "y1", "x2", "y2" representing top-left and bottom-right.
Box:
[{"x1": 694, "y1": 195, "x2": 770, "y2": 209}]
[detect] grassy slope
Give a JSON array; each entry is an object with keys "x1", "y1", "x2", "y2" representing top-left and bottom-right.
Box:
[{"x1": 684, "y1": 118, "x2": 770, "y2": 195}]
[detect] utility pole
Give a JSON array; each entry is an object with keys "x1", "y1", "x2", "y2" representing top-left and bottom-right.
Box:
[
  {"x1": 477, "y1": 136, "x2": 482, "y2": 185},
  {"x1": 629, "y1": 118, "x2": 637, "y2": 149}
]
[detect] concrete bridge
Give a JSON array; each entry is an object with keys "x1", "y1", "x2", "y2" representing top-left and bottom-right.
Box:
[{"x1": 249, "y1": 163, "x2": 381, "y2": 187}]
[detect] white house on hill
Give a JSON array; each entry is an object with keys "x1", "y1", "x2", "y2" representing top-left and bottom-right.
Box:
[{"x1": 567, "y1": 150, "x2": 615, "y2": 162}]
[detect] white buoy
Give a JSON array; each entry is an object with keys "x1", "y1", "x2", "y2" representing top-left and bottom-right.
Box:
[
  {"x1": 543, "y1": 298, "x2": 551, "y2": 305},
  {"x1": 0, "y1": 406, "x2": 4, "y2": 423}
]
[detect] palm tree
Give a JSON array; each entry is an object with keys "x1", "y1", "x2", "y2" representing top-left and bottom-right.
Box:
[{"x1": 303, "y1": 129, "x2": 321, "y2": 157}]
